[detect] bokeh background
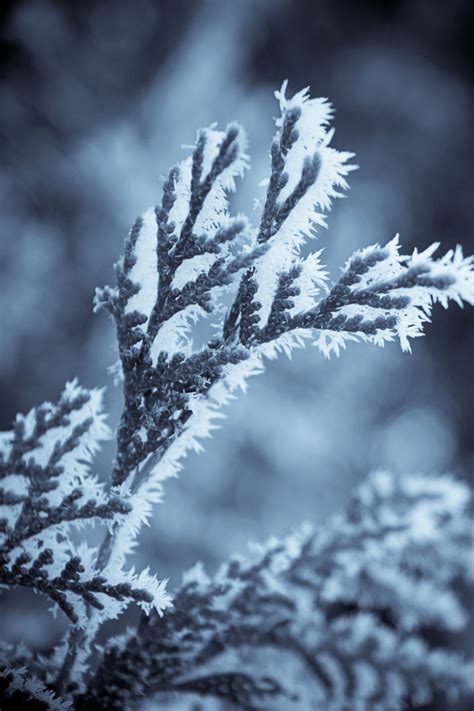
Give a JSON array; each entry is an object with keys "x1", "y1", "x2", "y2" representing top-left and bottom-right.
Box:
[{"x1": 1, "y1": 1, "x2": 473, "y2": 708}]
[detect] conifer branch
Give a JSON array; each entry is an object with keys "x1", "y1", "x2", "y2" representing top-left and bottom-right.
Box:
[{"x1": 2, "y1": 83, "x2": 473, "y2": 709}]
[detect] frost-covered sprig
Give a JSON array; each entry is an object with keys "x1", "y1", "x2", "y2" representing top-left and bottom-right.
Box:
[
  {"x1": 81, "y1": 471, "x2": 473, "y2": 710},
  {"x1": 92, "y1": 82, "x2": 474, "y2": 578},
  {"x1": 0, "y1": 380, "x2": 169, "y2": 649},
  {"x1": 1, "y1": 654, "x2": 70, "y2": 711},
  {"x1": 293, "y1": 236, "x2": 474, "y2": 357},
  {"x1": 94, "y1": 123, "x2": 254, "y2": 486},
  {"x1": 92, "y1": 87, "x2": 353, "y2": 550}
]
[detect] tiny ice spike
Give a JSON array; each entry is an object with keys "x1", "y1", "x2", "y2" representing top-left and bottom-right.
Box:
[{"x1": 1, "y1": 83, "x2": 473, "y2": 710}]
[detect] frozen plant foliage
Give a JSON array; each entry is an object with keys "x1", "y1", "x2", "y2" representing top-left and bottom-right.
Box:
[
  {"x1": 81, "y1": 472, "x2": 474, "y2": 710},
  {"x1": 1, "y1": 83, "x2": 473, "y2": 709},
  {"x1": 0, "y1": 380, "x2": 168, "y2": 624},
  {"x1": 92, "y1": 81, "x2": 473, "y2": 580}
]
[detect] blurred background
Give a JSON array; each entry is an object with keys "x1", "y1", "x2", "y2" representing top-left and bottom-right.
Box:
[{"x1": 1, "y1": 0, "x2": 473, "y2": 707}]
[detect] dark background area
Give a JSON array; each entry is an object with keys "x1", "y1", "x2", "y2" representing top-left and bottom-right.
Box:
[{"x1": 1, "y1": 1, "x2": 473, "y2": 708}]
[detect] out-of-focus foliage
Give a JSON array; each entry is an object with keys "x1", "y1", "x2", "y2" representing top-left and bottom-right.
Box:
[{"x1": 83, "y1": 470, "x2": 474, "y2": 710}]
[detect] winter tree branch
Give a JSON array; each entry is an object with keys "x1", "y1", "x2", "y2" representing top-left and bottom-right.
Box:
[{"x1": 1, "y1": 82, "x2": 473, "y2": 710}]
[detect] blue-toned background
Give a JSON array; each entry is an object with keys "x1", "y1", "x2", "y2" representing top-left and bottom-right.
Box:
[{"x1": 1, "y1": 1, "x2": 472, "y2": 707}]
